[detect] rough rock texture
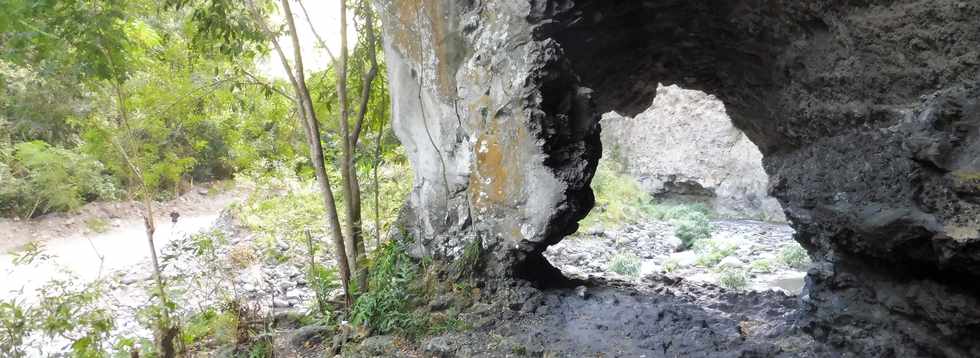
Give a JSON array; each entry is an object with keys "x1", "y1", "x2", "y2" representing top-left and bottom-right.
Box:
[
  {"x1": 602, "y1": 84, "x2": 785, "y2": 221},
  {"x1": 378, "y1": 0, "x2": 980, "y2": 355},
  {"x1": 377, "y1": 0, "x2": 601, "y2": 279},
  {"x1": 348, "y1": 277, "x2": 831, "y2": 357}
]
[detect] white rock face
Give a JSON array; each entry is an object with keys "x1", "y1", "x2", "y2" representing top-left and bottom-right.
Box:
[{"x1": 601, "y1": 84, "x2": 785, "y2": 222}]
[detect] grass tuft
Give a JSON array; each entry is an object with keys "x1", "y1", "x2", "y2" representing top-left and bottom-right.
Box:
[{"x1": 608, "y1": 252, "x2": 641, "y2": 278}]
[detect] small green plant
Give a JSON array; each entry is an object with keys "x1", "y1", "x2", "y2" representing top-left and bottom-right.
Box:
[
  {"x1": 181, "y1": 308, "x2": 238, "y2": 350},
  {"x1": 85, "y1": 218, "x2": 110, "y2": 233},
  {"x1": 11, "y1": 241, "x2": 50, "y2": 265},
  {"x1": 247, "y1": 339, "x2": 273, "y2": 358},
  {"x1": 454, "y1": 237, "x2": 483, "y2": 279},
  {"x1": 0, "y1": 299, "x2": 30, "y2": 357},
  {"x1": 579, "y1": 160, "x2": 657, "y2": 231},
  {"x1": 779, "y1": 245, "x2": 810, "y2": 270},
  {"x1": 718, "y1": 268, "x2": 749, "y2": 290},
  {"x1": 24, "y1": 278, "x2": 116, "y2": 357},
  {"x1": 351, "y1": 240, "x2": 469, "y2": 340},
  {"x1": 351, "y1": 240, "x2": 424, "y2": 337},
  {"x1": 749, "y1": 259, "x2": 774, "y2": 273},
  {"x1": 609, "y1": 252, "x2": 641, "y2": 278},
  {"x1": 649, "y1": 202, "x2": 712, "y2": 221},
  {"x1": 673, "y1": 211, "x2": 713, "y2": 250},
  {"x1": 662, "y1": 259, "x2": 680, "y2": 273},
  {"x1": 694, "y1": 239, "x2": 737, "y2": 267}
]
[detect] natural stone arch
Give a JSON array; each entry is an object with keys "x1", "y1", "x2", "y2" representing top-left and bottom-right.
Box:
[{"x1": 377, "y1": 0, "x2": 980, "y2": 356}]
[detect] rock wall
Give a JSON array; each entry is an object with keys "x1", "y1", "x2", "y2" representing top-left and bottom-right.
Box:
[
  {"x1": 376, "y1": 0, "x2": 600, "y2": 279},
  {"x1": 377, "y1": 0, "x2": 980, "y2": 356},
  {"x1": 602, "y1": 84, "x2": 785, "y2": 222}
]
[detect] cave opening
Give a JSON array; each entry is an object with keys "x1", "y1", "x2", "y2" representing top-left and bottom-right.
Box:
[
  {"x1": 541, "y1": 84, "x2": 810, "y2": 294},
  {"x1": 525, "y1": 0, "x2": 816, "y2": 293}
]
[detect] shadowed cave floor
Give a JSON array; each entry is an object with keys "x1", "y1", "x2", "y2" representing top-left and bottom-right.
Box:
[{"x1": 338, "y1": 276, "x2": 841, "y2": 357}]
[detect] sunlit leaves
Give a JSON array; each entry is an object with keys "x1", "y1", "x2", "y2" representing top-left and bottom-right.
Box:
[{"x1": 0, "y1": 0, "x2": 133, "y2": 82}]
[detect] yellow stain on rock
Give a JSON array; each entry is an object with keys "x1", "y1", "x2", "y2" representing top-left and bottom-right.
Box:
[
  {"x1": 391, "y1": 0, "x2": 461, "y2": 98},
  {"x1": 471, "y1": 121, "x2": 527, "y2": 210}
]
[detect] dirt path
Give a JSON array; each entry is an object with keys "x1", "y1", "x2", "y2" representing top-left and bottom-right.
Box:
[
  {"x1": 0, "y1": 182, "x2": 246, "y2": 254},
  {"x1": 0, "y1": 182, "x2": 248, "y2": 297}
]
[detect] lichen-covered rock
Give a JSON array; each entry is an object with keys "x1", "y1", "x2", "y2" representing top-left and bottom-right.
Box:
[
  {"x1": 378, "y1": 0, "x2": 980, "y2": 355},
  {"x1": 376, "y1": 0, "x2": 600, "y2": 279},
  {"x1": 602, "y1": 84, "x2": 785, "y2": 222}
]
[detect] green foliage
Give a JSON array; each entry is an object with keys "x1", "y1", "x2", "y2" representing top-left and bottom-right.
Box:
[
  {"x1": 580, "y1": 160, "x2": 715, "y2": 242},
  {"x1": 350, "y1": 240, "x2": 466, "y2": 341},
  {"x1": 649, "y1": 202, "x2": 712, "y2": 221},
  {"x1": 85, "y1": 218, "x2": 111, "y2": 233},
  {"x1": 580, "y1": 160, "x2": 657, "y2": 230},
  {"x1": 749, "y1": 259, "x2": 774, "y2": 273},
  {"x1": 238, "y1": 160, "x2": 412, "y2": 248},
  {"x1": 453, "y1": 238, "x2": 483, "y2": 279},
  {"x1": 0, "y1": 0, "x2": 134, "y2": 82},
  {"x1": 608, "y1": 252, "x2": 641, "y2": 277},
  {"x1": 0, "y1": 141, "x2": 119, "y2": 217},
  {"x1": 662, "y1": 259, "x2": 680, "y2": 274},
  {"x1": 238, "y1": 178, "x2": 328, "y2": 244},
  {"x1": 11, "y1": 241, "x2": 51, "y2": 265},
  {"x1": 247, "y1": 339, "x2": 273, "y2": 358},
  {"x1": 779, "y1": 245, "x2": 810, "y2": 270},
  {"x1": 307, "y1": 263, "x2": 339, "y2": 315},
  {"x1": 181, "y1": 308, "x2": 239, "y2": 350},
  {"x1": 351, "y1": 241, "x2": 424, "y2": 337},
  {"x1": 672, "y1": 211, "x2": 713, "y2": 250},
  {"x1": 718, "y1": 268, "x2": 749, "y2": 290},
  {"x1": 0, "y1": 299, "x2": 29, "y2": 357},
  {"x1": 695, "y1": 239, "x2": 738, "y2": 267},
  {"x1": 0, "y1": 278, "x2": 117, "y2": 357}
]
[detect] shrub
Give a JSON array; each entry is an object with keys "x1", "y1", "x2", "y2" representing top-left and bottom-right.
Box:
[
  {"x1": 694, "y1": 239, "x2": 738, "y2": 267},
  {"x1": 228, "y1": 244, "x2": 258, "y2": 269},
  {"x1": 0, "y1": 299, "x2": 30, "y2": 357},
  {"x1": 579, "y1": 160, "x2": 656, "y2": 230},
  {"x1": 181, "y1": 308, "x2": 239, "y2": 349},
  {"x1": 749, "y1": 259, "x2": 774, "y2": 273},
  {"x1": 662, "y1": 259, "x2": 680, "y2": 274},
  {"x1": 351, "y1": 241, "x2": 425, "y2": 337},
  {"x1": 85, "y1": 218, "x2": 110, "y2": 233},
  {"x1": 0, "y1": 141, "x2": 119, "y2": 217},
  {"x1": 609, "y1": 252, "x2": 641, "y2": 278},
  {"x1": 673, "y1": 211, "x2": 713, "y2": 250},
  {"x1": 779, "y1": 245, "x2": 810, "y2": 270},
  {"x1": 649, "y1": 202, "x2": 712, "y2": 221},
  {"x1": 718, "y1": 268, "x2": 749, "y2": 290}
]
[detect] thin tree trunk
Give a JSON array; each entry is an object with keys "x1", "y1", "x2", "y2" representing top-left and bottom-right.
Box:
[
  {"x1": 343, "y1": 0, "x2": 380, "y2": 291},
  {"x1": 109, "y1": 77, "x2": 177, "y2": 357},
  {"x1": 251, "y1": 0, "x2": 353, "y2": 304},
  {"x1": 282, "y1": 0, "x2": 356, "y2": 305},
  {"x1": 299, "y1": 0, "x2": 379, "y2": 291},
  {"x1": 334, "y1": 0, "x2": 364, "y2": 291},
  {"x1": 373, "y1": 105, "x2": 386, "y2": 248}
]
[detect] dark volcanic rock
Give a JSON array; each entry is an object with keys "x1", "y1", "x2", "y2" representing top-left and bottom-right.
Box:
[{"x1": 377, "y1": 0, "x2": 980, "y2": 355}]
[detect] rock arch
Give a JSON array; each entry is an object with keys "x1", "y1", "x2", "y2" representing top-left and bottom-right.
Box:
[{"x1": 376, "y1": 0, "x2": 980, "y2": 355}]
